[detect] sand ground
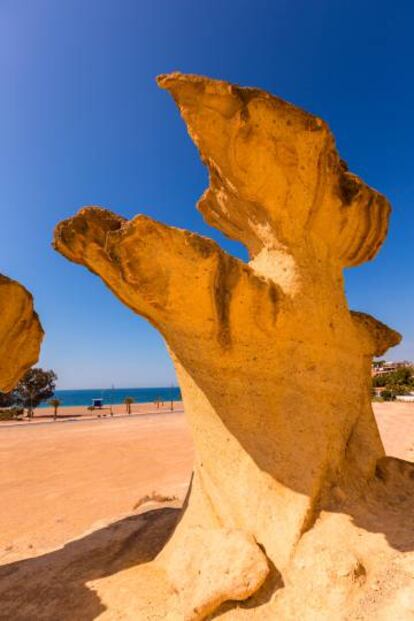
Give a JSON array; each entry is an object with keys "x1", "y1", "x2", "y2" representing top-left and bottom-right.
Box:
[
  {"x1": 371, "y1": 401, "x2": 414, "y2": 461},
  {"x1": 0, "y1": 401, "x2": 412, "y2": 567},
  {"x1": 0, "y1": 402, "x2": 413, "y2": 620},
  {"x1": 1, "y1": 400, "x2": 183, "y2": 425},
  {"x1": 0, "y1": 409, "x2": 193, "y2": 565}
]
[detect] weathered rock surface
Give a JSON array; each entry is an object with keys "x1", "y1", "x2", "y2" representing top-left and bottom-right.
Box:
[
  {"x1": 0, "y1": 274, "x2": 43, "y2": 392},
  {"x1": 54, "y1": 74, "x2": 412, "y2": 619},
  {"x1": 166, "y1": 527, "x2": 269, "y2": 621}
]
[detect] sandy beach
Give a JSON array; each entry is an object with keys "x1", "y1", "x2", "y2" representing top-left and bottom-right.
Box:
[
  {"x1": 0, "y1": 400, "x2": 184, "y2": 425},
  {"x1": 0, "y1": 409, "x2": 193, "y2": 565},
  {"x1": 373, "y1": 401, "x2": 414, "y2": 461},
  {"x1": 0, "y1": 400, "x2": 412, "y2": 567},
  {"x1": 0, "y1": 401, "x2": 413, "y2": 620}
]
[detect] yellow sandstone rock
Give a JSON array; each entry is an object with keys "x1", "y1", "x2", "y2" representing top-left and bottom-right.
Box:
[
  {"x1": 54, "y1": 74, "x2": 412, "y2": 620},
  {"x1": 0, "y1": 274, "x2": 43, "y2": 392},
  {"x1": 165, "y1": 527, "x2": 269, "y2": 621}
]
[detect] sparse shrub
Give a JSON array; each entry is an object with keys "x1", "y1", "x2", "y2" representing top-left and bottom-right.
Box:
[
  {"x1": 0, "y1": 407, "x2": 24, "y2": 421},
  {"x1": 133, "y1": 491, "x2": 179, "y2": 510}
]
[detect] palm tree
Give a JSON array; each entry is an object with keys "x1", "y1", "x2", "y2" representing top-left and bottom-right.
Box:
[
  {"x1": 124, "y1": 396, "x2": 134, "y2": 415},
  {"x1": 49, "y1": 398, "x2": 61, "y2": 420}
]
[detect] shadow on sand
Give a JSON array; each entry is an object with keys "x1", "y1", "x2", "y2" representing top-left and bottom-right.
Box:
[
  {"x1": 1, "y1": 459, "x2": 412, "y2": 621},
  {"x1": 0, "y1": 507, "x2": 180, "y2": 621},
  {"x1": 344, "y1": 456, "x2": 414, "y2": 553}
]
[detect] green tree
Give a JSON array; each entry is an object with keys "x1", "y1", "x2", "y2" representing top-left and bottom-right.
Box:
[
  {"x1": 372, "y1": 367, "x2": 413, "y2": 388},
  {"x1": 390, "y1": 367, "x2": 412, "y2": 385},
  {"x1": 380, "y1": 389, "x2": 394, "y2": 401},
  {"x1": 13, "y1": 368, "x2": 57, "y2": 418},
  {"x1": 49, "y1": 398, "x2": 61, "y2": 420},
  {"x1": 386, "y1": 383, "x2": 410, "y2": 396},
  {"x1": 124, "y1": 396, "x2": 134, "y2": 415},
  {"x1": 0, "y1": 392, "x2": 14, "y2": 408}
]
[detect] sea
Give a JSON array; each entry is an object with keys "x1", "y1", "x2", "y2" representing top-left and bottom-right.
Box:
[{"x1": 38, "y1": 386, "x2": 182, "y2": 408}]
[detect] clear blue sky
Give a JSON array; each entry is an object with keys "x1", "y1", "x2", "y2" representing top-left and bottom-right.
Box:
[{"x1": 1, "y1": 0, "x2": 413, "y2": 389}]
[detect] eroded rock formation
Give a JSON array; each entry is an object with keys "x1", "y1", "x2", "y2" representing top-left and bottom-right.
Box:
[
  {"x1": 54, "y1": 74, "x2": 413, "y2": 620},
  {"x1": 0, "y1": 274, "x2": 43, "y2": 392}
]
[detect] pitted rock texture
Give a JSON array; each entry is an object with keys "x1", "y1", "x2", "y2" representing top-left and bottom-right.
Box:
[
  {"x1": 54, "y1": 74, "x2": 412, "y2": 620},
  {"x1": 166, "y1": 527, "x2": 269, "y2": 621},
  {"x1": 0, "y1": 274, "x2": 43, "y2": 392}
]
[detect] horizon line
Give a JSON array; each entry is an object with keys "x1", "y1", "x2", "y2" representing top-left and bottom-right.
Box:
[{"x1": 54, "y1": 385, "x2": 180, "y2": 392}]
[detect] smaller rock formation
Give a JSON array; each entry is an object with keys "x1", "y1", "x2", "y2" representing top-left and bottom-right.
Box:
[
  {"x1": 0, "y1": 274, "x2": 43, "y2": 392},
  {"x1": 166, "y1": 527, "x2": 269, "y2": 620}
]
